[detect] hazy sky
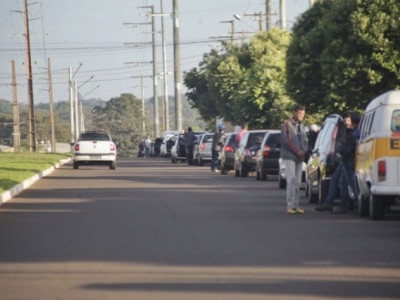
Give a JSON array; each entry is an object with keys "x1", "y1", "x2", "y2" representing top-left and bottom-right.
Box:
[{"x1": 0, "y1": 0, "x2": 310, "y2": 104}]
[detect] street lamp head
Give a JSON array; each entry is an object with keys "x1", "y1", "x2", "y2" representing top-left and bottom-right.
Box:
[{"x1": 233, "y1": 14, "x2": 241, "y2": 20}]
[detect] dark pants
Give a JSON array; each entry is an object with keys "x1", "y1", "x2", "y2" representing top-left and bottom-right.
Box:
[
  {"x1": 211, "y1": 149, "x2": 219, "y2": 170},
  {"x1": 186, "y1": 145, "x2": 194, "y2": 165}
]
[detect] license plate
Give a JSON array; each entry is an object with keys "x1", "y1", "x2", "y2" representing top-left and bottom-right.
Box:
[{"x1": 89, "y1": 155, "x2": 101, "y2": 159}]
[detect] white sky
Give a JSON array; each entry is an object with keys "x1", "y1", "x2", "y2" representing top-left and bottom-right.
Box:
[{"x1": 0, "y1": 0, "x2": 310, "y2": 104}]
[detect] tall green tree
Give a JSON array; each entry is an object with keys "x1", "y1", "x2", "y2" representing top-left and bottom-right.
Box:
[
  {"x1": 91, "y1": 93, "x2": 143, "y2": 156},
  {"x1": 184, "y1": 29, "x2": 293, "y2": 129},
  {"x1": 287, "y1": 0, "x2": 400, "y2": 115}
]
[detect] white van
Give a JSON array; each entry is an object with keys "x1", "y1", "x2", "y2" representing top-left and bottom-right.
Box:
[
  {"x1": 356, "y1": 90, "x2": 400, "y2": 220},
  {"x1": 159, "y1": 130, "x2": 180, "y2": 157}
]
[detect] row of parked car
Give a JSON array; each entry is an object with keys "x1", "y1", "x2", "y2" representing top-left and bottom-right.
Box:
[
  {"x1": 157, "y1": 91, "x2": 400, "y2": 221},
  {"x1": 164, "y1": 128, "x2": 305, "y2": 191}
]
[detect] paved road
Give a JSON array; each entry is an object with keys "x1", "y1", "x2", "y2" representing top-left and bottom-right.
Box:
[{"x1": 0, "y1": 157, "x2": 399, "y2": 299}]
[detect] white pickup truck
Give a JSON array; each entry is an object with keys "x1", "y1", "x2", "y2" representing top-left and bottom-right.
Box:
[{"x1": 73, "y1": 131, "x2": 117, "y2": 170}]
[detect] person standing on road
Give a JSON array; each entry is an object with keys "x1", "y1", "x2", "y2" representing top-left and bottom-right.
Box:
[
  {"x1": 280, "y1": 105, "x2": 308, "y2": 214},
  {"x1": 235, "y1": 124, "x2": 248, "y2": 145},
  {"x1": 184, "y1": 127, "x2": 196, "y2": 165},
  {"x1": 211, "y1": 123, "x2": 225, "y2": 172},
  {"x1": 144, "y1": 137, "x2": 151, "y2": 157},
  {"x1": 315, "y1": 112, "x2": 357, "y2": 213}
]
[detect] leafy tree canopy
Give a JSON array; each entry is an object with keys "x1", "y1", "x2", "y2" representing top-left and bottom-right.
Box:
[{"x1": 287, "y1": 0, "x2": 400, "y2": 116}]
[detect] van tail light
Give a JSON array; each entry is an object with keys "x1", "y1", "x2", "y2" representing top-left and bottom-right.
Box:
[
  {"x1": 378, "y1": 160, "x2": 386, "y2": 181},
  {"x1": 262, "y1": 145, "x2": 271, "y2": 157},
  {"x1": 200, "y1": 143, "x2": 206, "y2": 150},
  {"x1": 74, "y1": 143, "x2": 80, "y2": 152},
  {"x1": 110, "y1": 143, "x2": 116, "y2": 151},
  {"x1": 225, "y1": 145, "x2": 234, "y2": 153}
]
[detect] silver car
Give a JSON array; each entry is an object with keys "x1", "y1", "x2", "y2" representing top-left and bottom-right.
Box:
[{"x1": 194, "y1": 133, "x2": 213, "y2": 166}]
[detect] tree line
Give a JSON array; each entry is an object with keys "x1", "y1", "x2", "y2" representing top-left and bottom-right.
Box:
[{"x1": 183, "y1": 0, "x2": 400, "y2": 128}]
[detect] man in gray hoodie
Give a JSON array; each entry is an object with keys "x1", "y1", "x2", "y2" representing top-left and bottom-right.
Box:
[{"x1": 280, "y1": 105, "x2": 309, "y2": 214}]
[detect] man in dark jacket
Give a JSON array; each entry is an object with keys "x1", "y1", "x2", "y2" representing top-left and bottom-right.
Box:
[
  {"x1": 184, "y1": 127, "x2": 196, "y2": 165},
  {"x1": 316, "y1": 112, "x2": 358, "y2": 213},
  {"x1": 211, "y1": 124, "x2": 225, "y2": 172}
]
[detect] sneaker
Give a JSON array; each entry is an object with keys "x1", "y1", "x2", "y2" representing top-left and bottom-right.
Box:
[
  {"x1": 295, "y1": 208, "x2": 305, "y2": 214},
  {"x1": 287, "y1": 208, "x2": 297, "y2": 214},
  {"x1": 315, "y1": 205, "x2": 333, "y2": 212}
]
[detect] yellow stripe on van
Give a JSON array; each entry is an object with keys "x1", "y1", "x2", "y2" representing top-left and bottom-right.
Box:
[
  {"x1": 374, "y1": 137, "x2": 400, "y2": 159},
  {"x1": 356, "y1": 137, "x2": 400, "y2": 169}
]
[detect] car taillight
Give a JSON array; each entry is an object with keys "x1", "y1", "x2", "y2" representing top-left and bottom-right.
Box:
[
  {"x1": 200, "y1": 143, "x2": 206, "y2": 150},
  {"x1": 225, "y1": 145, "x2": 234, "y2": 153},
  {"x1": 378, "y1": 160, "x2": 386, "y2": 181},
  {"x1": 110, "y1": 143, "x2": 116, "y2": 151},
  {"x1": 74, "y1": 143, "x2": 79, "y2": 152},
  {"x1": 262, "y1": 145, "x2": 270, "y2": 157}
]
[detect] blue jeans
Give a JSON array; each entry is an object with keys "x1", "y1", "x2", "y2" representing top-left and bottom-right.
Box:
[
  {"x1": 323, "y1": 162, "x2": 347, "y2": 207},
  {"x1": 211, "y1": 149, "x2": 219, "y2": 170},
  {"x1": 338, "y1": 161, "x2": 358, "y2": 210}
]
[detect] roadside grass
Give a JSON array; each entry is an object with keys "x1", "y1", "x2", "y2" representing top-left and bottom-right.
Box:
[{"x1": 0, "y1": 152, "x2": 71, "y2": 193}]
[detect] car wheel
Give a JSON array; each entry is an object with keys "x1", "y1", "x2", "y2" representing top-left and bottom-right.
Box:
[
  {"x1": 318, "y1": 177, "x2": 328, "y2": 205},
  {"x1": 308, "y1": 179, "x2": 318, "y2": 203},
  {"x1": 109, "y1": 161, "x2": 116, "y2": 170},
  {"x1": 240, "y1": 162, "x2": 247, "y2": 177},
  {"x1": 73, "y1": 161, "x2": 79, "y2": 169},
  {"x1": 221, "y1": 163, "x2": 228, "y2": 175},
  {"x1": 358, "y1": 194, "x2": 369, "y2": 217},
  {"x1": 369, "y1": 194, "x2": 385, "y2": 220},
  {"x1": 278, "y1": 173, "x2": 286, "y2": 189},
  {"x1": 261, "y1": 168, "x2": 267, "y2": 181}
]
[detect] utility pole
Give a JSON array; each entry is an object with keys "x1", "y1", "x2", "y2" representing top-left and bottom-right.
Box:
[
  {"x1": 280, "y1": 0, "x2": 287, "y2": 29},
  {"x1": 151, "y1": 5, "x2": 159, "y2": 137},
  {"x1": 11, "y1": 60, "x2": 21, "y2": 153},
  {"x1": 243, "y1": 12, "x2": 263, "y2": 31},
  {"x1": 173, "y1": 0, "x2": 182, "y2": 131},
  {"x1": 24, "y1": 0, "x2": 36, "y2": 151},
  {"x1": 47, "y1": 58, "x2": 56, "y2": 152},
  {"x1": 266, "y1": 0, "x2": 272, "y2": 31},
  {"x1": 74, "y1": 80, "x2": 79, "y2": 141},
  {"x1": 220, "y1": 20, "x2": 236, "y2": 42},
  {"x1": 141, "y1": 75, "x2": 146, "y2": 136},
  {"x1": 68, "y1": 66, "x2": 75, "y2": 145},
  {"x1": 160, "y1": 0, "x2": 169, "y2": 131}
]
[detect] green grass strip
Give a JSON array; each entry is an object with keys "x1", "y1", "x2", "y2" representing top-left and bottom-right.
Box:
[{"x1": 0, "y1": 152, "x2": 71, "y2": 193}]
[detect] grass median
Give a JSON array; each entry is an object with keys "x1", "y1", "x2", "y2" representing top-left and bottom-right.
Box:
[{"x1": 0, "y1": 152, "x2": 72, "y2": 194}]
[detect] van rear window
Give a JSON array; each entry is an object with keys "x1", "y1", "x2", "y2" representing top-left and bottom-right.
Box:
[{"x1": 391, "y1": 110, "x2": 400, "y2": 132}]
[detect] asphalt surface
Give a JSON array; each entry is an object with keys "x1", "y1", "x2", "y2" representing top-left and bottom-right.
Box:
[{"x1": 0, "y1": 157, "x2": 399, "y2": 300}]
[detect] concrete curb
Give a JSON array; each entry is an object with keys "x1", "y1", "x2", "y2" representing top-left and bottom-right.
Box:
[{"x1": 0, "y1": 158, "x2": 72, "y2": 206}]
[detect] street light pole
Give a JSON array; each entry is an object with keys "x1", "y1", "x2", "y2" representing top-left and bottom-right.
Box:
[
  {"x1": 151, "y1": 5, "x2": 159, "y2": 137},
  {"x1": 24, "y1": 0, "x2": 36, "y2": 151},
  {"x1": 173, "y1": 0, "x2": 182, "y2": 131},
  {"x1": 160, "y1": 0, "x2": 169, "y2": 131},
  {"x1": 280, "y1": 0, "x2": 286, "y2": 29}
]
